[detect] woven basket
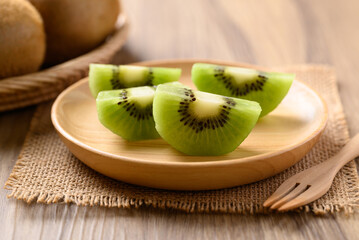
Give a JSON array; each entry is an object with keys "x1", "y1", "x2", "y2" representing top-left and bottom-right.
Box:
[{"x1": 0, "y1": 15, "x2": 129, "y2": 112}]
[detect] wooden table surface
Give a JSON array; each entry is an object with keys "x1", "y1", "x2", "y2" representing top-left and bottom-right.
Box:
[{"x1": 1, "y1": 0, "x2": 359, "y2": 239}]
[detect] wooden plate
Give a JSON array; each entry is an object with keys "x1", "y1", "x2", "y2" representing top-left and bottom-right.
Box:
[{"x1": 51, "y1": 59, "x2": 328, "y2": 190}]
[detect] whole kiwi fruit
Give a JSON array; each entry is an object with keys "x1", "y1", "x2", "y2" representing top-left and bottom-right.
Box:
[
  {"x1": 29, "y1": 0, "x2": 120, "y2": 66},
  {"x1": 0, "y1": 0, "x2": 45, "y2": 79}
]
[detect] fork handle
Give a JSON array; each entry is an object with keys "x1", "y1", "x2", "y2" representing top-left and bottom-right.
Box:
[{"x1": 327, "y1": 133, "x2": 359, "y2": 173}]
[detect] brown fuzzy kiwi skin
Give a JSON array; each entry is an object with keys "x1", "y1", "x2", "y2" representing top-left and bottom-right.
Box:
[
  {"x1": 29, "y1": 0, "x2": 120, "y2": 66},
  {"x1": 0, "y1": 0, "x2": 45, "y2": 79}
]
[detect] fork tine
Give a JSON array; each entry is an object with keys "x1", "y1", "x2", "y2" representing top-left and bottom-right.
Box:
[
  {"x1": 269, "y1": 184, "x2": 308, "y2": 210},
  {"x1": 263, "y1": 181, "x2": 299, "y2": 207},
  {"x1": 277, "y1": 187, "x2": 321, "y2": 211}
]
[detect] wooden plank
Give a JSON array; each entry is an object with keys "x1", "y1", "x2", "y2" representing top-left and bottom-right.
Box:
[
  {"x1": 0, "y1": 107, "x2": 35, "y2": 240},
  {"x1": 0, "y1": 0, "x2": 358, "y2": 239}
]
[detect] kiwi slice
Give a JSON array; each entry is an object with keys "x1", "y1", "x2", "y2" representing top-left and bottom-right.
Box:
[
  {"x1": 153, "y1": 84, "x2": 261, "y2": 156},
  {"x1": 192, "y1": 63, "x2": 294, "y2": 117},
  {"x1": 96, "y1": 86, "x2": 159, "y2": 141},
  {"x1": 89, "y1": 64, "x2": 181, "y2": 97},
  {"x1": 96, "y1": 82, "x2": 187, "y2": 141}
]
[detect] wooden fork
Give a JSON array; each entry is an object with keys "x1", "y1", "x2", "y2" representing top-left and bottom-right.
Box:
[{"x1": 263, "y1": 133, "x2": 359, "y2": 211}]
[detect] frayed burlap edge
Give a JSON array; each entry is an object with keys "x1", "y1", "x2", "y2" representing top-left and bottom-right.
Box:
[
  {"x1": 4, "y1": 189, "x2": 359, "y2": 215},
  {"x1": 5, "y1": 64, "x2": 359, "y2": 214}
]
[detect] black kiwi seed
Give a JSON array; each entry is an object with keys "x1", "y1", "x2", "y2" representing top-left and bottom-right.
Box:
[
  {"x1": 116, "y1": 89, "x2": 153, "y2": 120},
  {"x1": 145, "y1": 68, "x2": 154, "y2": 85},
  {"x1": 128, "y1": 104, "x2": 152, "y2": 120},
  {"x1": 176, "y1": 89, "x2": 236, "y2": 133},
  {"x1": 213, "y1": 67, "x2": 268, "y2": 97},
  {"x1": 110, "y1": 66, "x2": 123, "y2": 89},
  {"x1": 117, "y1": 90, "x2": 128, "y2": 105}
]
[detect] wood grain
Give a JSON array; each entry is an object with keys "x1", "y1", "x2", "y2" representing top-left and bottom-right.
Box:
[{"x1": 1, "y1": 0, "x2": 359, "y2": 239}]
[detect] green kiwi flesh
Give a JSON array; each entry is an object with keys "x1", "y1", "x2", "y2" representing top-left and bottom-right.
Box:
[
  {"x1": 192, "y1": 63, "x2": 294, "y2": 117},
  {"x1": 96, "y1": 86, "x2": 159, "y2": 141},
  {"x1": 153, "y1": 84, "x2": 261, "y2": 156},
  {"x1": 90, "y1": 64, "x2": 181, "y2": 97}
]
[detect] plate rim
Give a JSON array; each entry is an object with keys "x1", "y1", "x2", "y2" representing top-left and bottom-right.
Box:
[{"x1": 51, "y1": 59, "x2": 328, "y2": 167}]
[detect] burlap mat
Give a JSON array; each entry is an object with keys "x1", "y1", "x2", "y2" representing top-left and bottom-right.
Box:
[{"x1": 5, "y1": 65, "x2": 359, "y2": 214}]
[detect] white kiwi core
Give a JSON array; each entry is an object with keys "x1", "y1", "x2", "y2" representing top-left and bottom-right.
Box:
[
  {"x1": 119, "y1": 65, "x2": 149, "y2": 85},
  {"x1": 190, "y1": 91, "x2": 223, "y2": 118},
  {"x1": 226, "y1": 67, "x2": 258, "y2": 85},
  {"x1": 130, "y1": 87, "x2": 155, "y2": 107}
]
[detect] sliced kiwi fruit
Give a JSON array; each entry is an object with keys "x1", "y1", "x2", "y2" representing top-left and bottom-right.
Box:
[
  {"x1": 192, "y1": 63, "x2": 294, "y2": 117},
  {"x1": 96, "y1": 86, "x2": 159, "y2": 141},
  {"x1": 89, "y1": 64, "x2": 182, "y2": 97},
  {"x1": 96, "y1": 82, "x2": 187, "y2": 141},
  {"x1": 153, "y1": 84, "x2": 261, "y2": 156}
]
